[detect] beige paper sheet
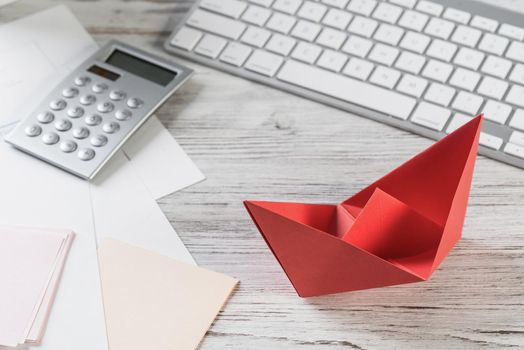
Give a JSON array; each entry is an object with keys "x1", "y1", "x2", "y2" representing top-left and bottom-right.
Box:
[{"x1": 98, "y1": 239, "x2": 238, "y2": 350}]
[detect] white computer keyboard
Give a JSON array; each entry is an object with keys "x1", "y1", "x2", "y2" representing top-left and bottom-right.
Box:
[{"x1": 165, "y1": 0, "x2": 524, "y2": 169}]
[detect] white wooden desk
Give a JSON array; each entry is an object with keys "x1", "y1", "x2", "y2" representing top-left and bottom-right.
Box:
[{"x1": 1, "y1": 1, "x2": 523, "y2": 348}]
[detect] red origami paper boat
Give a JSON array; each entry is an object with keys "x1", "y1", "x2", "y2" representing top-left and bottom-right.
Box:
[{"x1": 245, "y1": 115, "x2": 482, "y2": 297}]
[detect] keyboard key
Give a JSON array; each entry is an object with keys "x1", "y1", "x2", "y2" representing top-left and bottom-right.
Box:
[
  {"x1": 449, "y1": 68, "x2": 480, "y2": 91},
  {"x1": 297, "y1": 1, "x2": 327, "y2": 22},
  {"x1": 291, "y1": 41, "x2": 322, "y2": 63},
  {"x1": 422, "y1": 60, "x2": 453, "y2": 83},
  {"x1": 480, "y1": 132, "x2": 503, "y2": 150},
  {"x1": 373, "y1": 24, "x2": 404, "y2": 46},
  {"x1": 454, "y1": 47, "x2": 484, "y2": 70},
  {"x1": 510, "y1": 131, "x2": 524, "y2": 146},
  {"x1": 398, "y1": 10, "x2": 428, "y2": 32},
  {"x1": 200, "y1": 0, "x2": 247, "y2": 18},
  {"x1": 273, "y1": 0, "x2": 302, "y2": 14},
  {"x1": 396, "y1": 74, "x2": 428, "y2": 97},
  {"x1": 452, "y1": 91, "x2": 483, "y2": 115},
  {"x1": 187, "y1": 9, "x2": 246, "y2": 40},
  {"x1": 498, "y1": 23, "x2": 524, "y2": 41},
  {"x1": 451, "y1": 25, "x2": 481, "y2": 47},
  {"x1": 195, "y1": 34, "x2": 227, "y2": 58},
  {"x1": 478, "y1": 33, "x2": 508, "y2": 56},
  {"x1": 481, "y1": 56, "x2": 512, "y2": 79},
  {"x1": 368, "y1": 43, "x2": 399, "y2": 66},
  {"x1": 266, "y1": 12, "x2": 296, "y2": 33},
  {"x1": 416, "y1": 0, "x2": 443, "y2": 16},
  {"x1": 341, "y1": 35, "x2": 373, "y2": 57},
  {"x1": 426, "y1": 39, "x2": 457, "y2": 62},
  {"x1": 317, "y1": 50, "x2": 348, "y2": 72},
  {"x1": 277, "y1": 59, "x2": 416, "y2": 119},
  {"x1": 424, "y1": 83, "x2": 455, "y2": 106},
  {"x1": 424, "y1": 17, "x2": 455, "y2": 40},
  {"x1": 504, "y1": 142, "x2": 524, "y2": 159},
  {"x1": 220, "y1": 42, "x2": 252, "y2": 66},
  {"x1": 241, "y1": 26, "x2": 272, "y2": 47},
  {"x1": 482, "y1": 100, "x2": 512, "y2": 124},
  {"x1": 250, "y1": 0, "x2": 274, "y2": 7},
  {"x1": 411, "y1": 102, "x2": 451, "y2": 131},
  {"x1": 372, "y1": 2, "x2": 402, "y2": 24},
  {"x1": 369, "y1": 66, "x2": 401, "y2": 89},
  {"x1": 245, "y1": 49, "x2": 284, "y2": 76},
  {"x1": 265, "y1": 34, "x2": 296, "y2": 55},
  {"x1": 348, "y1": 16, "x2": 378, "y2": 38},
  {"x1": 510, "y1": 109, "x2": 524, "y2": 131},
  {"x1": 471, "y1": 15, "x2": 498, "y2": 32},
  {"x1": 347, "y1": 0, "x2": 377, "y2": 16},
  {"x1": 291, "y1": 20, "x2": 322, "y2": 41},
  {"x1": 321, "y1": 0, "x2": 349, "y2": 8},
  {"x1": 506, "y1": 42, "x2": 524, "y2": 63},
  {"x1": 389, "y1": 0, "x2": 416, "y2": 8},
  {"x1": 170, "y1": 27, "x2": 202, "y2": 51},
  {"x1": 394, "y1": 51, "x2": 425, "y2": 74},
  {"x1": 505, "y1": 85, "x2": 524, "y2": 108},
  {"x1": 342, "y1": 57, "x2": 374, "y2": 80},
  {"x1": 509, "y1": 64, "x2": 524, "y2": 85},
  {"x1": 316, "y1": 28, "x2": 347, "y2": 49},
  {"x1": 322, "y1": 9, "x2": 352, "y2": 30},
  {"x1": 242, "y1": 5, "x2": 272, "y2": 26},
  {"x1": 477, "y1": 77, "x2": 508, "y2": 100},
  {"x1": 399, "y1": 31, "x2": 430, "y2": 54},
  {"x1": 446, "y1": 113, "x2": 473, "y2": 134},
  {"x1": 443, "y1": 7, "x2": 471, "y2": 24}
]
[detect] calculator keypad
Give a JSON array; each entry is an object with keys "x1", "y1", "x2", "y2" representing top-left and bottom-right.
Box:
[{"x1": 25, "y1": 75, "x2": 143, "y2": 165}]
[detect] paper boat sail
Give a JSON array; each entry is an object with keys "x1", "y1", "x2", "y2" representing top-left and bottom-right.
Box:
[{"x1": 245, "y1": 115, "x2": 483, "y2": 297}]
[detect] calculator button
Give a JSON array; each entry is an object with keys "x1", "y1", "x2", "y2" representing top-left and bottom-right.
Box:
[
  {"x1": 78, "y1": 148, "x2": 95, "y2": 161},
  {"x1": 67, "y1": 106, "x2": 84, "y2": 118},
  {"x1": 42, "y1": 132, "x2": 59, "y2": 145},
  {"x1": 115, "y1": 109, "x2": 132, "y2": 121},
  {"x1": 80, "y1": 94, "x2": 97, "y2": 106},
  {"x1": 74, "y1": 76, "x2": 91, "y2": 86},
  {"x1": 60, "y1": 140, "x2": 77, "y2": 153},
  {"x1": 92, "y1": 83, "x2": 108, "y2": 93},
  {"x1": 50, "y1": 99, "x2": 67, "y2": 111},
  {"x1": 127, "y1": 97, "x2": 143, "y2": 109},
  {"x1": 102, "y1": 121, "x2": 120, "y2": 134},
  {"x1": 97, "y1": 101, "x2": 114, "y2": 113},
  {"x1": 25, "y1": 124, "x2": 42, "y2": 137},
  {"x1": 36, "y1": 111, "x2": 54, "y2": 124},
  {"x1": 54, "y1": 119, "x2": 72, "y2": 132},
  {"x1": 90, "y1": 134, "x2": 108, "y2": 147},
  {"x1": 109, "y1": 90, "x2": 126, "y2": 101},
  {"x1": 85, "y1": 114, "x2": 102, "y2": 126},
  {"x1": 72, "y1": 127, "x2": 90, "y2": 139},
  {"x1": 62, "y1": 87, "x2": 79, "y2": 98}
]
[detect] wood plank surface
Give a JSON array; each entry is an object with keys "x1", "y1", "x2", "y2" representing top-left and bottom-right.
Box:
[{"x1": 1, "y1": 1, "x2": 523, "y2": 348}]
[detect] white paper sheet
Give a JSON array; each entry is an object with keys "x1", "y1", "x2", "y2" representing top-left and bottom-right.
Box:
[
  {"x1": 0, "y1": 5, "x2": 96, "y2": 126},
  {"x1": 123, "y1": 117, "x2": 205, "y2": 200},
  {"x1": 0, "y1": 142, "x2": 108, "y2": 350},
  {"x1": 90, "y1": 151, "x2": 196, "y2": 265}
]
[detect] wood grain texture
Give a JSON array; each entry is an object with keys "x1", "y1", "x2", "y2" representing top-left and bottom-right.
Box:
[{"x1": 2, "y1": 0, "x2": 523, "y2": 348}]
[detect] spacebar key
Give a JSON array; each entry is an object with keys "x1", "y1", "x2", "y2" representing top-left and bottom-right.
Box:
[{"x1": 277, "y1": 60, "x2": 416, "y2": 120}]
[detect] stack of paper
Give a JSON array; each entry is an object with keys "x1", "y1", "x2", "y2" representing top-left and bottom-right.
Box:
[
  {"x1": 0, "y1": 226, "x2": 74, "y2": 347},
  {"x1": 98, "y1": 239, "x2": 238, "y2": 350}
]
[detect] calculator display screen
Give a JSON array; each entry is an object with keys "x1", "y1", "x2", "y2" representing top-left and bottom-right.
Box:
[{"x1": 105, "y1": 50, "x2": 177, "y2": 86}]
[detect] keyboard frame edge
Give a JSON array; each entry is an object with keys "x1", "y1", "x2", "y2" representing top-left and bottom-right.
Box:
[{"x1": 164, "y1": 0, "x2": 524, "y2": 170}]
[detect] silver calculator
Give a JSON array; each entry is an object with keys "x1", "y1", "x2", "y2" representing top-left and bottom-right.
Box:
[{"x1": 5, "y1": 40, "x2": 192, "y2": 180}]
